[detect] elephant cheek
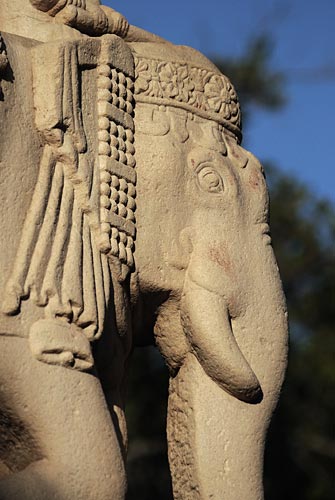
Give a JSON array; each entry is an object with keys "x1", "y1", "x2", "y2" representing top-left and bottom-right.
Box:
[
  {"x1": 154, "y1": 298, "x2": 190, "y2": 373},
  {"x1": 180, "y1": 273, "x2": 262, "y2": 404}
]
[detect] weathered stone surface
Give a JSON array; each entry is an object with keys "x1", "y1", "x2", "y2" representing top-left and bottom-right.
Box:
[{"x1": 0, "y1": 2, "x2": 288, "y2": 498}]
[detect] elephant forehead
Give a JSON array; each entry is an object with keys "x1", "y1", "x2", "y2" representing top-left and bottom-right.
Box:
[
  {"x1": 134, "y1": 104, "x2": 267, "y2": 212},
  {"x1": 135, "y1": 135, "x2": 184, "y2": 163},
  {"x1": 135, "y1": 103, "x2": 227, "y2": 154},
  {"x1": 134, "y1": 104, "x2": 252, "y2": 174},
  {"x1": 135, "y1": 147, "x2": 189, "y2": 214}
]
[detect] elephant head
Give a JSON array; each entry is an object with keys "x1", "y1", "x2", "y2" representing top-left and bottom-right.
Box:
[{"x1": 129, "y1": 42, "x2": 288, "y2": 498}]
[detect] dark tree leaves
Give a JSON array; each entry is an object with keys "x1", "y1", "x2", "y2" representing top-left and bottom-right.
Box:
[{"x1": 212, "y1": 35, "x2": 286, "y2": 122}]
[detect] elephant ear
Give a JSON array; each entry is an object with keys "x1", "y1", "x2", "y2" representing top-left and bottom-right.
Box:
[{"x1": 2, "y1": 34, "x2": 136, "y2": 368}]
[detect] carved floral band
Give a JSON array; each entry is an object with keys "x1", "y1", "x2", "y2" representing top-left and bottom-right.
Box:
[{"x1": 134, "y1": 56, "x2": 242, "y2": 142}]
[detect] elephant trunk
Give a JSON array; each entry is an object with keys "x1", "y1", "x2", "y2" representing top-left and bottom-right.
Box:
[
  {"x1": 169, "y1": 244, "x2": 288, "y2": 499},
  {"x1": 181, "y1": 272, "x2": 262, "y2": 403}
]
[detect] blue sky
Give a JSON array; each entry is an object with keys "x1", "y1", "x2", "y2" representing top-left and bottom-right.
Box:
[{"x1": 107, "y1": 0, "x2": 335, "y2": 202}]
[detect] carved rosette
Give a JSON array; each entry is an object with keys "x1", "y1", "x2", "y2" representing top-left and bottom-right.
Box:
[{"x1": 134, "y1": 56, "x2": 242, "y2": 142}]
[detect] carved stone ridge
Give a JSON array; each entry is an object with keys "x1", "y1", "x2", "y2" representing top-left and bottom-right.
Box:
[{"x1": 2, "y1": 34, "x2": 136, "y2": 351}]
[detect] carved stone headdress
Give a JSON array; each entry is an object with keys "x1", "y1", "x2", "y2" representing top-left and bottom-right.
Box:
[{"x1": 130, "y1": 42, "x2": 242, "y2": 143}]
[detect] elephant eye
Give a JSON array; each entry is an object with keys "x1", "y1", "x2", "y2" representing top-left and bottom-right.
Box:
[{"x1": 197, "y1": 165, "x2": 224, "y2": 194}]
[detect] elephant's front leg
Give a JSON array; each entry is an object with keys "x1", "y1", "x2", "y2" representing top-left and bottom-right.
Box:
[{"x1": 0, "y1": 336, "x2": 126, "y2": 500}]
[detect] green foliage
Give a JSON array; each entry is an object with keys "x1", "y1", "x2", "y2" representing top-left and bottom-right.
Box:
[
  {"x1": 212, "y1": 35, "x2": 286, "y2": 118},
  {"x1": 264, "y1": 165, "x2": 335, "y2": 500}
]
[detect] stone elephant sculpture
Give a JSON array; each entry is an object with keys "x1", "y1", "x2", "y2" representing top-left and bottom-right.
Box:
[
  {"x1": 0, "y1": 1, "x2": 288, "y2": 499},
  {"x1": 132, "y1": 42, "x2": 288, "y2": 498}
]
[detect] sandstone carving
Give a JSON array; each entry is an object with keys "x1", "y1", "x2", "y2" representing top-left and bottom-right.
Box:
[{"x1": 0, "y1": 2, "x2": 288, "y2": 499}]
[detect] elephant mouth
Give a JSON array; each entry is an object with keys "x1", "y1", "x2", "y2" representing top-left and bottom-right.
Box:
[{"x1": 181, "y1": 272, "x2": 263, "y2": 404}]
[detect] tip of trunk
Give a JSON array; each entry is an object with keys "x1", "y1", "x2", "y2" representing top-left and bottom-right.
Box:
[{"x1": 225, "y1": 378, "x2": 263, "y2": 404}]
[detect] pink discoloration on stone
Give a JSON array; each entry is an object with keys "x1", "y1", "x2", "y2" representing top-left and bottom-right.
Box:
[
  {"x1": 209, "y1": 245, "x2": 234, "y2": 274},
  {"x1": 249, "y1": 169, "x2": 261, "y2": 190}
]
